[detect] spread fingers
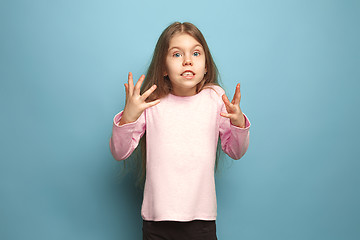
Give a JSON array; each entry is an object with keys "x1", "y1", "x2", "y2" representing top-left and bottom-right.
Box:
[
  {"x1": 134, "y1": 74, "x2": 145, "y2": 96},
  {"x1": 128, "y1": 72, "x2": 134, "y2": 96},
  {"x1": 141, "y1": 84, "x2": 157, "y2": 101}
]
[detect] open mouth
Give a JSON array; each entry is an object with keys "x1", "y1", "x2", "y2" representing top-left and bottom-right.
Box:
[{"x1": 181, "y1": 70, "x2": 195, "y2": 77}]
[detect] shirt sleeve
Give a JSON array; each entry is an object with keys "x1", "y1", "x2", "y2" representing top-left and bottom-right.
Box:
[
  {"x1": 219, "y1": 103, "x2": 251, "y2": 160},
  {"x1": 109, "y1": 110, "x2": 146, "y2": 161}
]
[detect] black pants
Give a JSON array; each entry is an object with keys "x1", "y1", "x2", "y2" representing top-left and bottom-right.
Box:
[{"x1": 142, "y1": 219, "x2": 218, "y2": 240}]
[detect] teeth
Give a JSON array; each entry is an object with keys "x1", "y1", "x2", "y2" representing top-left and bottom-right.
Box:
[{"x1": 182, "y1": 72, "x2": 194, "y2": 76}]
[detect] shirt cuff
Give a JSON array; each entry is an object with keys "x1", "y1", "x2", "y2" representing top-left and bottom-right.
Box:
[
  {"x1": 113, "y1": 110, "x2": 144, "y2": 128},
  {"x1": 230, "y1": 113, "x2": 251, "y2": 130}
]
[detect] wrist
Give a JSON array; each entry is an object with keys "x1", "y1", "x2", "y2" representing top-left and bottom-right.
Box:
[
  {"x1": 118, "y1": 117, "x2": 128, "y2": 126},
  {"x1": 118, "y1": 111, "x2": 139, "y2": 126},
  {"x1": 231, "y1": 113, "x2": 246, "y2": 128}
]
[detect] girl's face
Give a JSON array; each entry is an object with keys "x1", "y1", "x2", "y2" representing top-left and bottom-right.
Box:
[{"x1": 165, "y1": 33, "x2": 207, "y2": 96}]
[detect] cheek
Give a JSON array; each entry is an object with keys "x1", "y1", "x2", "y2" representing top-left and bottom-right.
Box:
[
  {"x1": 197, "y1": 56, "x2": 206, "y2": 66},
  {"x1": 166, "y1": 62, "x2": 180, "y2": 75},
  {"x1": 197, "y1": 61, "x2": 207, "y2": 72},
  {"x1": 165, "y1": 61, "x2": 173, "y2": 74}
]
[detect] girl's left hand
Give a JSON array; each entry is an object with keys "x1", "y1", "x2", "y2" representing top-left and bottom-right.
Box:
[{"x1": 220, "y1": 83, "x2": 246, "y2": 128}]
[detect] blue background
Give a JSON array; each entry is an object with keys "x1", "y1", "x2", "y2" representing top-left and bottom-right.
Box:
[{"x1": 1, "y1": 0, "x2": 359, "y2": 239}]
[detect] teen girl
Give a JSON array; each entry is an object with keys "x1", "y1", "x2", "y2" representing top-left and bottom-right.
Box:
[{"x1": 110, "y1": 22, "x2": 251, "y2": 240}]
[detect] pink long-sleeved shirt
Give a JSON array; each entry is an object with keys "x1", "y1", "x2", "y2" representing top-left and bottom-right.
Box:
[{"x1": 109, "y1": 85, "x2": 250, "y2": 222}]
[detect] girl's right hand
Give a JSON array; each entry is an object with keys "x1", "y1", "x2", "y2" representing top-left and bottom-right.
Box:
[{"x1": 118, "y1": 72, "x2": 160, "y2": 126}]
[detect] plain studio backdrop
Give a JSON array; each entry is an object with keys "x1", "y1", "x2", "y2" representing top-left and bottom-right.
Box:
[{"x1": 1, "y1": 0, "x2": 359, "y2": 239}]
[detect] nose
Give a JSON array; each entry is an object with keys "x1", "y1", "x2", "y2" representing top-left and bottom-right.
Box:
[{"x1": 183, "y1": 57, "x2": 193, "y2": 66}]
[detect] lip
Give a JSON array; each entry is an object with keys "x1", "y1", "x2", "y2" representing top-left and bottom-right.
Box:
[
  {"x1": 182, "y1": 75, "x2": 194, "y2": 80},
  {"x1": 181, "y1": 70, "x2": 195, "y2": 79},
  {"x1": 181, "y1": 70, "x2": 195, "y2": 76}
]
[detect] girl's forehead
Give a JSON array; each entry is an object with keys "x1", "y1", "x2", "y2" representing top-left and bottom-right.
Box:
[{"x1": 168, "y1": 33, "x2": 203, "y2": 49}]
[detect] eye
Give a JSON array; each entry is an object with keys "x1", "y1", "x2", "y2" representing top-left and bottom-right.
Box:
[
  {"x1": 193, "y1": 51, "x2": 201, "y2": 56},
  {"x1": 173, "y1": 52, "x2": 182, "y2": 57}
]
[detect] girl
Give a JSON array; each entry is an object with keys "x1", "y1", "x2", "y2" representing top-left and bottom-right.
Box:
[{"x1": 109, "y1": 22, "x2": 250, "y2": 240}]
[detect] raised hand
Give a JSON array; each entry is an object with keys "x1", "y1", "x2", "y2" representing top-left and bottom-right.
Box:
[
  {"x1": 220, "y1": 83, "x2": 246, "y2": 128},
  {"x1": 119, "y1": 72, "x2": 160, "y2": 126}
]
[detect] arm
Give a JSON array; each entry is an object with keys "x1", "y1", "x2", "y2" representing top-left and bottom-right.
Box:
[
  {"x1": 219, "y1": 83, "x2": 251, "y2": 160},
  {"x1": 109, "y1": 72, "x2": 160, "y2": 161},
  {"x1": 109, "y1": 110, "x2": 146, "y2": 161},
  {"x1": 219, "y1": 107, "x2": 251, "y2": 160}
]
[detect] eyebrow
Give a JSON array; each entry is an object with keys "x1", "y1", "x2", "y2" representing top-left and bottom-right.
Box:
[{"x1": 168, "y1": 44, "x2": 203, "y2": 52}]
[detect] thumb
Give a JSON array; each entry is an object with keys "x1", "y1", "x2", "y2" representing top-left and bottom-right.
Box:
[{"x1": 124, "y1": 83, "x2": 129, "y2": 100}]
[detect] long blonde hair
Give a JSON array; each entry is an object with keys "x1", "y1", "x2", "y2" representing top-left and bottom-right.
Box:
[{"x1": 120, "y1": 22, "x2": 224, "y2": 190}]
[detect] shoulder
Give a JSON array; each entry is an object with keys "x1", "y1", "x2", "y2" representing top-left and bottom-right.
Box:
[
  {"x1": 199, "y1": 84, "x2": 226, "y2": 108},
  {"x1": 201, "y1": 84, "x2": 225, "y2": 98}
]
